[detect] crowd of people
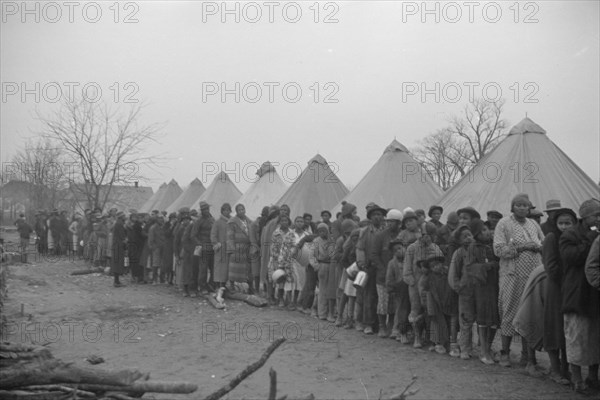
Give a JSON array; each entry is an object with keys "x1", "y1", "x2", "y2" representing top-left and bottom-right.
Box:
[{"x1": 15, "y1": 195, "x2": 600, "y2": 394}]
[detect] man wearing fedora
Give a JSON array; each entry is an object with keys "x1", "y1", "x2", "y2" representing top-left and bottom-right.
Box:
[
  {"x1": 542, "y1": 200, "x2": 563, "y2": 235},
  {"x1": 192, "y1": 201, "x2": 215, "y2": 294},
  {"x1": 355, "y1": 203, "x2": 387, "y2": 335}
]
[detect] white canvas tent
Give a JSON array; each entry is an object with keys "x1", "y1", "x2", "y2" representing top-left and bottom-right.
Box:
[
  {"x1": 166, "y1": 178, "x2": 206, "y2": 213},
  {"x1": 146, "y1": 179, "x2": 183, "y2": 212},
  {"x1": 332, "y1": 139, "x2": 444, "y2": 218},
  {"x1": 276, "y1": 154, "x2": 349, "y2": 217},
  {"x1": 236, "y1": 162, "x2": 288, "y2": 218},
  {"x1": 438, "y1": 117, "x2": 600, "y2": 215},
  {"x1": 139, "y1": 182, "x2": 167, "y2": 213},
  {"x1": 190, "y1": 171, "x2": 242, "y2": 210}
]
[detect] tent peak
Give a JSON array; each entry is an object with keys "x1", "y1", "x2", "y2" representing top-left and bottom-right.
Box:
[
  {"x1": 168, "y1": 179, "x2": 179, "y2": 185},
  {"x1": 190, "y1": 177, "x2": 205, "y2": 186},
  {"x1": 308, "y1": 153, "x2": 328, "y2": 165},
  {"x1": 384, "y1": 139, "x2": 409, "y2": 154},
  {"x1": 257, "y1": 161, "x2": 277, "y2": 178},
  {"x1": 508, "y1": 117, "x2": 546, "y2": 136}
]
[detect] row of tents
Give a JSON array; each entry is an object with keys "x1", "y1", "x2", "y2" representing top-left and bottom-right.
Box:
[{"x1": 139, "y1": 118, "x2": 599, "y2": 219}]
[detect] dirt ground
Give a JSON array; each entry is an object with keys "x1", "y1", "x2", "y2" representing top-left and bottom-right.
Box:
[{"x1": 0, "y1": 245, "x2": 585, "y2": 400}]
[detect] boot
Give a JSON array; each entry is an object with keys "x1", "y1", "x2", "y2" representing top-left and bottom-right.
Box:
[{"x1": 377, "y1": 315, "x2": 389, "y2": 338}]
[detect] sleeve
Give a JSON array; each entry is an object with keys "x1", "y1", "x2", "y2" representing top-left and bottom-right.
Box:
[
  {"x1": 309, "y1": 239, "x2": 319, "y2": 267},
  {"x1": 493, "y1": 218, "x2": 518, "y2": 259},
  {"x1": 559, "y1": 228, "x2": 590, "y2": 272},
  {"x1": 210, "y1": 221, "x2": 219, "y2": 246},
  {"x1": 191, "y1": 221, "x2": 201, "y2": 246},
  {"x1": 148, "y1": 226, "x2": 155, "y2": 248},
  {"x1": 448, "y1": 250, "x2": 461, "y2": 292},
  {"x1": 542, "y1": 233, "x2": 562, "y2": 283},
  {"x1": 585, "y1": 236, "x2": 600, "y2": 290},
  {"x1": 403, "y1": 244, "x2": 415, "y2": 286},
  {"x1": 355, "y1": 228, "x2": 367, "y2": 269}
]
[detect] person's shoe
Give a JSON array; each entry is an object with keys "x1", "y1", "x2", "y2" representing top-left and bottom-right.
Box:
[
  {"x1": 355, "y1": 322, "x2": 365, "y2": 332},
  {"x1": 399, "y1": 334, "x2": 411, "y2": 345},
  {"x1": 278, "y1": 299, "x2": 285, "y2": 308},
  {"x1": 378, "y1": 329, "x2": 389, "y2": 339},
  {"x1": 287, "y1": 303, "x2": 296, "y2": 311},
  {"x1": 572, "y1": 381, "x2": 590, "y2": 395},
  {"x1": 584, "y1": 378, "x2": 600, "y2": 390},
  {"x1": 389, "y1": 329, "x2": 399, "y2": 340},
  {"x1": 449, "y1": 343, "x2": 460, "y2": 358},
  {"x1": 499, "y1": 351, "x2": 511, "y2": 367},
  {"x1": 413, "y1": 335, "x2": 422, "y2": 349},
  {"x1": 518, "y1": 354, "x2": 529, "y2": 367},
  {"x1": 334, "y1": 318, "x2": 344, "y2": 327},
  {"x1": 190, "y1": 292, "x2": 198, "y2": 298},
  {"x1": 344, "y1": 320, "x2": 355, "y2": 330},
  {"x1": 435, "y1": 344, "x2": 447, "y2": 355},
  {"x1": 113, "y1": 282, "x2": 124, "y2": 288},
  {"x1": 302, "y1": 307, "x2": 312, "y2": 315},
  {"x1": 525, "y1": 363, "x2": 543, "y2": 378},
  {"x1": 460, "y1": 352, "x2": 471, "y2": 360},
  {"x1": 364, "y1": 326, "x2": 374, "y2": 335},
  {"x1": 327, "y1": 315, "x2": 336, "y2": 323},
  {"x1": 548, "y1": 372, "x2": 570, "y2": 386},
  {"x1": 479, "y1": 355, "x2": 495, "y2": 365}
]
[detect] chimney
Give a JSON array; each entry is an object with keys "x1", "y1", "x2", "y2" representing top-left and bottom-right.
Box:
[{"x1": 134, "y1": 181, "x2": 138, "y2": 188}]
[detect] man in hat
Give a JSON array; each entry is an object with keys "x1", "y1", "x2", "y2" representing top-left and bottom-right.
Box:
[
  {"x1": 355, "y1": 203, "x2": 387, "y2": 335},
  {"x1": 457, "y1": 207, "x2": 481, "y2": 228},
  {"x1": 486, "y1": 210, "x2": 503, "y2": 232},
  {"x1": 372, "y1": 209, "x2": 404, "y2": 338},
  {"x1": 211, "y1": 203, "x2": 231, "y2": 288},
  {"x1": 428, "y1": 206, "x2": 444, "y2": 228},
  {"x1": 192, "y1": 201, "x2": 215, "y2": 295},
  {"x1": 542, "y1": 200, "x2": 563, "y2": 235}
]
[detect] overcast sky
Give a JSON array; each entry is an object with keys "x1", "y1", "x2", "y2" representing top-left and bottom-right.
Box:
[{"x1": 2, "y1": 1, "x2": 599, "y2": 193}]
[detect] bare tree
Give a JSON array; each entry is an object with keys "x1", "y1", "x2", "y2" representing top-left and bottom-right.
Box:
[
  {"x1": 412, "y1": 97, "x2": 508, "y2": 189},
  {"x1": 412, "y1": 129, "x2": 469, "y2": 190},
  {"x1": 447, "y1": 97, "x2": 507, "y2": 163},
  {"x1": 10, "y1": 138, "x2": 68, "y2": 214},
  {"x1": 38, "y1": 96, "x2": 164, "y2": 211}
]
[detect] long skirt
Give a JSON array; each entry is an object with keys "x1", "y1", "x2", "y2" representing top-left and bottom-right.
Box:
[
  {"x1": 564, "y1": 313, "x2": 600, "y2": 367},
  {"x1": 292, "y1": 260, "x2": 305, "y2": 291}
]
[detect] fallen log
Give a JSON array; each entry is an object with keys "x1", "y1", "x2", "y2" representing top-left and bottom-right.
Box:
[
  {"x1": 0, "y1": 390, "x2": 66, "y2": 400},
  {"x1": 62, "y1": 381, "x2": 197, "y2": 394},
  {"x1": 204, "y1": 293, "x2": 226, "y2": 310},
  {"x1": 70, "y1": 268, "x2": 103, "y2": 276},
  {"x1": 22, "y1": 385, "x2": 96, "y2": 398},
  {"x1": 224, "y1": 291, "x2": 268, "y2": 307},
  {"x1": 203, "y1": 337, "x2": 286, "y2": 400},
  {"x1": 0, "y1": 360, "x2": 149, "y2": 389},
  {"x1": 0, "y1": 349, "x2": 53, "y2": 361},
  {"x1": 0, "y1": 343, "x2": 43, "y2": 353}
]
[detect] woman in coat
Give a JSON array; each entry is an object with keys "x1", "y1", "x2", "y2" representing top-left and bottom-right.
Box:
[
  {"x1": 559, "y1": 199, "x2": 600, "y2": 393},
  {"x1": 211, "y1": 203, "x2": 232, "y2": 287},
  {"x1": 227, "y1": 204, "x2": 253, "y2": 285},
  {"x1": 542, "y1": 207, "x2": 577, "y2": 385}
]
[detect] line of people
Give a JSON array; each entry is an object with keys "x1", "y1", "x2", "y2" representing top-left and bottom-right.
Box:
[{"x1": 22, "y1": 195, "x2": 600, "y2": 395}]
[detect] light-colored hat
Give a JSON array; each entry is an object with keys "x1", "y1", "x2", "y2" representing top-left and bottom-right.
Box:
[
  {"x1": 544, "y1": 199, "x2": 562, "y2": 212},
  {"x1": 386, "y1": 209, "x2": 403, "y2": 221}
]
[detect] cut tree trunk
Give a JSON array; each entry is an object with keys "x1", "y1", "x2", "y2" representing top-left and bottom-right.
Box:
[
  {"x1": 0, "y1": 360, "x2": 149, "y2": 389},
  {"x1": 62, "y1": 381, "x2": 197, "y2": 394}
]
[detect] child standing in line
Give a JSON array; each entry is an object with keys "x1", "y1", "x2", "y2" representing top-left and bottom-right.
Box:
[
  {"x1": 386, "y1": 240, "x2": 411, "y2": 344},
  {"x1": 335, "y1": 220, "x2": 359, "y2": 327},
  {"x1": 420, "y1": 255, "x2": 458, "y2": 355}
]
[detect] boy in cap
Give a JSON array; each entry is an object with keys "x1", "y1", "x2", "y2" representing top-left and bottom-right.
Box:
[{"x1": 386, "y1": 238, "x2": 411, "y2": 343}]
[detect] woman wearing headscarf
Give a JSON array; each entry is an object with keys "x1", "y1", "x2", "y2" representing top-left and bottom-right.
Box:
[
  {"x1": 559, "y1": 199, "x2": 600, "y2": 393},
  {"x1": 211, "y1": 203, "x2": 232, "y2": 288},
  {"x1": 493, "y1": 193, "x2": 544, "y2": 368},
  {"x1": 541, "y1": 207, "x2": 577, "y2": 385},
  {"x1": 227, "y1": 204, "x2": 253, "y2": 286}
]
